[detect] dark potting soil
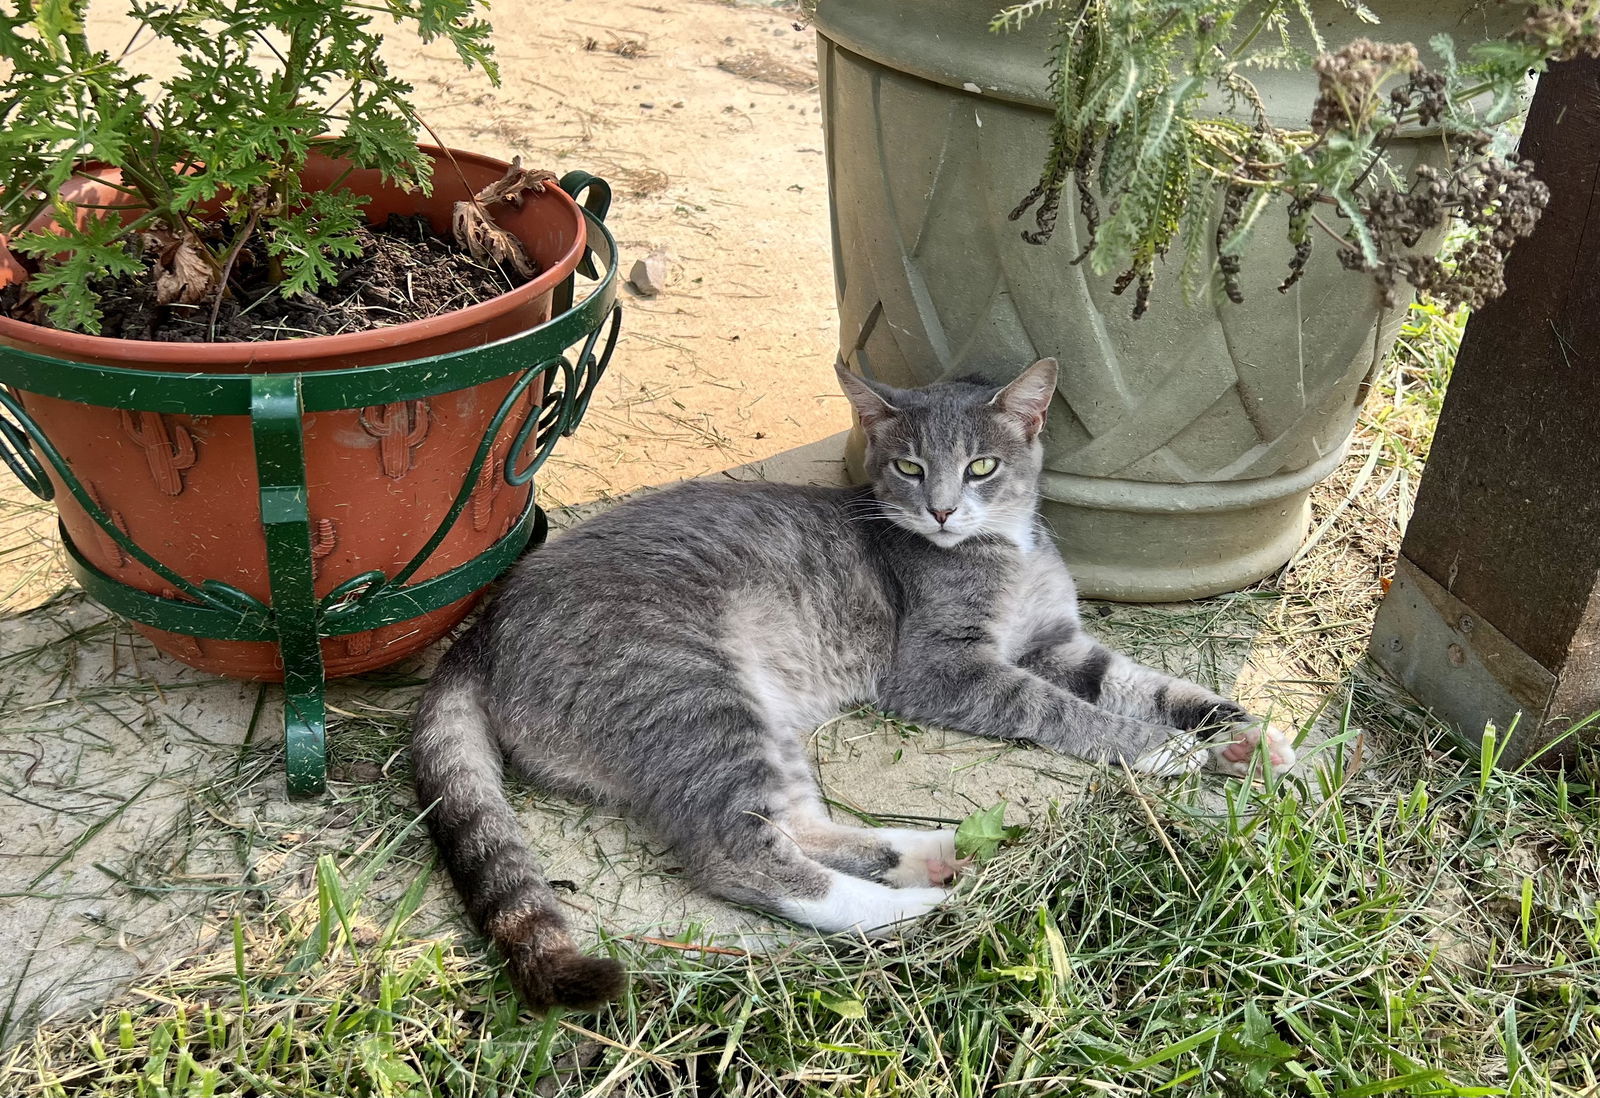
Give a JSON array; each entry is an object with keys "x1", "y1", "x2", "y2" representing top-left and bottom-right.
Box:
[{"x1": 1, "y1": 214, "x2": 530, "y2": 342}]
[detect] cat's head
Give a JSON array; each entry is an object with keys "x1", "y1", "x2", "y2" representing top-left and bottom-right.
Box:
[{"x1": 837, "y1": 358, "x2": 1057, "y2": 548}]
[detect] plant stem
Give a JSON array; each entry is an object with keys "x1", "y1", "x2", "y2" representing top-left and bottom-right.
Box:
[
  {"x1": 1310, "y1": 211, "x2": 1352, "y2": 250},
  {"x1": 1391, "y1": 80, "x2": 1499, "y2": 131},
  {"x1": 260, "y1": 23, "x2": 314, "y2": 287},
  {"x1": 68, "y1": 172, "x2": 145, "y2": 199},
  {"x1": 1226, "y1": 4, "x2": 1275, "y2": 61},
  {"x1": 59, "y1": 21, "x2": 176, "y2": 224},
  {"x1": 208, "y1": 206, "x2": 262, "y2": 340}
]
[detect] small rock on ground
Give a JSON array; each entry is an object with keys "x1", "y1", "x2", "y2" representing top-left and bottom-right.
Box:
[{"x1": 628, "y1": 251, "x2": 671, "y2": 296}]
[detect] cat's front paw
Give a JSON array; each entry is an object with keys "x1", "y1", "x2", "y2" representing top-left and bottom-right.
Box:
[
  {"x1": 879, "y1": 828, "x2": 968, "y2": 888},
  {"x1": 1131, "y1": 733, "x2": 1205, "y2": 777},
  {"x1": 858, "y1": 886, "x2": 951, "y2": 938},
  {"x1": 1208, "y1": 723, "x2": 1297, "y2": 777}
]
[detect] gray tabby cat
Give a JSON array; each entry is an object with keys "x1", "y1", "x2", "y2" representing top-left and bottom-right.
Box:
[{"x1": 411, "y1": 358, "x2": 1295, "y2": 1010}]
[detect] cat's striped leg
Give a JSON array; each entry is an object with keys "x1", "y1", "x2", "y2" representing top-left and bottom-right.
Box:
[
  {"x1": 1017, "y1": 633, "x2": 1296, "y2": 776},
  {"x1": 664, "y1": 744, "x2": 953, "y2": 933},
  {"x1": 879, "y1": 643, "x2": 1182, "y2": 770}
]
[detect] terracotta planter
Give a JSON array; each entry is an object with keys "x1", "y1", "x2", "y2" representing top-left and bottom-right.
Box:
[
  {"x1": 813, "y1": 0, "x2": 1517, "y2": 600},
  {"x1": 0, "y1": 147, "x2": 587, "y2": 679}
]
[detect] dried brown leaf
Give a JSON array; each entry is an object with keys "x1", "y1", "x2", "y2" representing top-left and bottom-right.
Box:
[
  {"x1": 148, "y1": 229, "x2": 216, "y2": 306},
  {"x1": 451, "y1": 203, "x2": 538, "y2": 279},
  {"x1": 450, "y1": 156, "x2": 555, "y2": 278},
  {"x1": 472, "y1": 156, "x2": 557, "y2": 211}
]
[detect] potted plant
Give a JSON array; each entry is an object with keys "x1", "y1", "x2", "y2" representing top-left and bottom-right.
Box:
[
  {"x1": 812, "y1": 0, "x2": 1591, "y2": 600},
  {"x1": 0, "y1": 0, "x2": 622, "y2": 792}
]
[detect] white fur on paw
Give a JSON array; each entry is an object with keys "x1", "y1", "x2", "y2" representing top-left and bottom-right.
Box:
[
  {"x1": 1208, "y1": 723, "x2": 1297, "y2": 777},
  {"x1": 1131, "y1": 733, "x2": 1204, "y2": 777},
  {"x1": 783, "y1": 875, "x2": 950, "y2": 937},
  {"x1": 877, "y1": 828, "x2": 963, "y2": 888},
  {"x1": 858, "y1": 885, "x2": 950, "y2": 938}
]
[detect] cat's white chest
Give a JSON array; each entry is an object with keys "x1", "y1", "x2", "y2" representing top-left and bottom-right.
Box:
[{"x1": 996, "y1": 545, "x2": 1080, "y2": 659}]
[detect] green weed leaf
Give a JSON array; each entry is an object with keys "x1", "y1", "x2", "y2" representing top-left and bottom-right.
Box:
[
  {"x1": 811, "y1": 991, "x2": 867, "y2": 1019},
  {"x1": 357, "y1": 1035, "x2": 421, "y2": 1096},
  {"x1": 12, "y1": 208, "x2": 144, "y2": 334},
  {"x1": 955, "y1": 802, "x2": 1023, "y2": 861},
  {"x1": 266, "y1": 188, "x2": 368, "y2": 298}
]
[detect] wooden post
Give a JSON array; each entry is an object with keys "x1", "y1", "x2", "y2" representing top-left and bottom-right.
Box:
[{"x1": 1370, "y1": 57, "x2": 1600, "y2": 764}]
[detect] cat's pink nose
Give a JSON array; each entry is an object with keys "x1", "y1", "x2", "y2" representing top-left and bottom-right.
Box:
[{"x1": 928, "y1": 508, "x2": 955, "y2": 525}]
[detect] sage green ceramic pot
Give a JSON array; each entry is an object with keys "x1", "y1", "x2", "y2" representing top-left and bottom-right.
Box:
[{"x1": 814, "y1": 0, "x2": 1511, "y2": 600}]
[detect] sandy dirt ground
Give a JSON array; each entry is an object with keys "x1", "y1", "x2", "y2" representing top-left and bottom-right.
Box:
[
  {"x1": 0, "y1": 0, "x2": 1352, "y2": 1050},
  {"x1": 398, "y1": 0, "x2": 851, "y2": 504}
]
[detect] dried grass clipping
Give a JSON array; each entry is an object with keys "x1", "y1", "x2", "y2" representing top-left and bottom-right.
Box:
[
  {"x1": 451, "y1": 157, "x2": 557, "y2": 280},
  {"x1": 717, "y1": 49, "x2": 816, "y2": 92}
]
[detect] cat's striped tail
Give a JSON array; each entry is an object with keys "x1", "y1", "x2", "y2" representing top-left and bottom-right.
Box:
[{"x1": 412, "y1": 628, "x2": 626, "y2": 1010}]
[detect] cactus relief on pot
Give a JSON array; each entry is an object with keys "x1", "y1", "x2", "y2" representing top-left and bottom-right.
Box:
[
  {"x1": 360, "y1": 400, "x2": 431, "y2": 480},
  {"x1": 471, "y1": 458, "x2": 505, "y2": 532},
  {"x1": 118, "y1": 411, "x2": 197, "y2": 496},
  {"x1": 85, "y1": 482, "x2": 130, "y2": 567},
  {"x1": 309, "y1": 518, "x2": 338, "y2": 578}
]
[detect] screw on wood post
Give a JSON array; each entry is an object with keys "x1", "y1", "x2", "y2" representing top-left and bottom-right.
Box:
[
  {"x1": 359, "y1": 400, "x2": 431, "y2": 479},
  {"x1": 118, "y1": 410, "x2": 197, "y2": 496},
  {"x1": 1370, "y1": 56, "x2": 1600, "y2": 766}
]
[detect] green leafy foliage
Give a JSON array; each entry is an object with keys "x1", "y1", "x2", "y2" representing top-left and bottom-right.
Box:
[
  {"x1": 10, "y1": 205, "x2": 148, "y2": 334},
  {"x1": 811, "y1": 990, "x2": 868, "y2": 1019},
  {"x1": 995, "y1": 0, "x2": 1599, "y2": 317},
  {"x1": 0, "y1": 0, "x2": 498, "y2": 333},
  {"x1": 267, "y1": 189, "x2": 369, "y2": 298}
]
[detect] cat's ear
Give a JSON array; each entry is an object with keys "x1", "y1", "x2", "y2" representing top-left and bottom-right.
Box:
[
  {"x1": 991, "y1": 358, "x2": 1057, "y2": 440},
  {"x1": 836, "y1": 362, "x2": 899, "y2": 431}
]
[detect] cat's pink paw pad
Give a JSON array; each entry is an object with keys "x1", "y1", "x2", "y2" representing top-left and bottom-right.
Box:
[
  {"x1": 925, "y1": 856, "x2": 972, "y2": 887},
  {"x1": 1209, "y1": 724, "x2": 1297, "y2": 776}
]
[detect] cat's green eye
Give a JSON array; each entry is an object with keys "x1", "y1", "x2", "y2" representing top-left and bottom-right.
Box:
[
  {"x1": 967, "y1": 457, "x2": 998, "y2": 477},
  {"x1": 893, "y1": 458, "x2": 924, "y2": 477}
]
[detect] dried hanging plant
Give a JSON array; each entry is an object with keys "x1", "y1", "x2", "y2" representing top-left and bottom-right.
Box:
[{"x1": 995, "y1": 1, "x2": 1600, "y2": 317}]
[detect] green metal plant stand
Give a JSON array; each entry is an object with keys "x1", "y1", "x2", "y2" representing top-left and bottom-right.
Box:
[{"x1": 0, "y1": 172, "x2": 621, "y2": 796}]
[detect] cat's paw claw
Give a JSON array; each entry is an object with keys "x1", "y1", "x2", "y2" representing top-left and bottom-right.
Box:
[
  {"x1": 1131, "y1": 733, "x2": 1204, "y2": 777},
  {"x1": 1209, "y1": 723, "x2": 1297, "y2": 777}
]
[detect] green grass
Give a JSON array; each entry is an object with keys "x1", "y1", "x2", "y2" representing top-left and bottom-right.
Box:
[
  {"x1": 5, "y1": 699, "x2": 1599, "y2": 1096},
  {"x1": 1369, "y1": 301, "x2": 1465, "y2": 485}
]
